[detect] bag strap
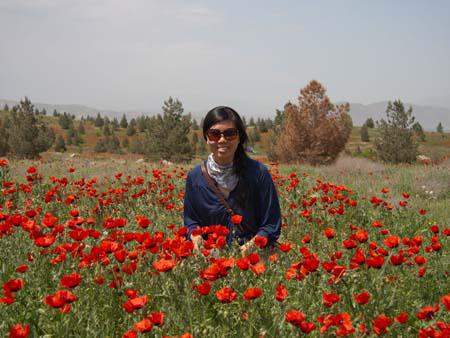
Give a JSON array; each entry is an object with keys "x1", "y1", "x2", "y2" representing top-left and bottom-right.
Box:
[{"x1": 201, "y1": 162, "x2": 234, "y2": 216}]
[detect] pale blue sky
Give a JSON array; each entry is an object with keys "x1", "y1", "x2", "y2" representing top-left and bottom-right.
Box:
[{"x1": 1, "y1": 0, "x2": 449, "y2": 115}]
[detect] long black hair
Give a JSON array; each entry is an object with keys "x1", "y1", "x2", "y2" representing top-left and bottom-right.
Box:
[{"x1": 202, "y1": 106, "x2": 251, "y2": 210}]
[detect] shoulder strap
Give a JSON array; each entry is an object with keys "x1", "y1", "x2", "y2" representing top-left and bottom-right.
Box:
[{"x1": 201, "y1": 162, "x2": 234, "y2": 216}]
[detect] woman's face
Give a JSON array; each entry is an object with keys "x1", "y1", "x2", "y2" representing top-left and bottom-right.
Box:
[{"x1": 206, "y1": 120, "x2": 240, "y2": 165}]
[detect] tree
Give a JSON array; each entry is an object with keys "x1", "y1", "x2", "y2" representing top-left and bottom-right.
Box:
[
  {"x1": 365, "y1": 118, "x2": 375, "y2": 128},
  {"x1": 374, "y1": 100, "x2": 418, "y2": 164},
  {"x1": 436, "y1": 122, "x2": 444, "y2": 133},
  {"x1": 120, "y1": 114, "x2": 128, "y2": 128},
  {"x1": 111, "y1": 118, "x2": 119, "y2": 131},
  {"x1": 143, "y1": 97, "x2": 193, "y2": 162},
  {"x1": 3, "y1": 104, "x2": 9, "y2": 112},
  {"x1": 272, "y1": 80, "x2": 352, "y2": 164},
  {"x1": 78, "y1": 121, "x2": 86, "y2": 135},
  {"x1": 360, "y1": 124, "x2": 370, "y2": 142},
  {"x1": 94, "y1": 113, "x2": 104, "y2": 127},
  {"x1": 54, "y1": 135, "x2": 67, "y2": 152},
  {"x1": 191, "y1": 132, "x2": 199, "y2": 154},
  {"x1": 250, "y1": 127, "x2": 261, "y2": 144},
  {"x1": 122, "y1": 137, "x2": 129, "y2": 149},
  {"x1": 191, "y1": 118, "x2": 199, "y2": 131},
  {"x1": 249, "y1": 117, "x2": 255, "y2": 127},
  {"x1": 412, "y1": 122, "x2": 426, "y2": 142},
  {"x1": 126, "y1": 123, "x2": 136, "y2": 136},
  {"x1": 6, "y1": 97, "x2": 55, "y2": 159},
  {"x1": 58, "y1": 112, "x2": 73, "y2": 129}
]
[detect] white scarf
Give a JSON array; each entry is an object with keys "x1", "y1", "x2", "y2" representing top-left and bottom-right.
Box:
[{"x1": 206, "y1": 153, "x2": 239, "y2": 192}]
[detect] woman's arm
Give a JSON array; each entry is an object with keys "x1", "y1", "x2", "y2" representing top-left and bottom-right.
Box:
[
  {"x1": 183, "y1": 173, "x2": 202, "y2": 240},
  {"x1": 255, "y1": 167, "x2": 282, "y2": 243}
]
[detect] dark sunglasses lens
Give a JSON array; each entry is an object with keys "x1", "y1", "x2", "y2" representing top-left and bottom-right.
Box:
[
  {"x1": 223, "y1": 129, "x2": 238, "y2": 139},
  {"x1": 207, "y1": 129, "x2": 221, "y2": 140}
]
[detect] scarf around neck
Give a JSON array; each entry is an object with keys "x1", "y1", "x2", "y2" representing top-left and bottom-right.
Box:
[{"x1": 206, "y1": 153, "x2": 239, "y2": 192}]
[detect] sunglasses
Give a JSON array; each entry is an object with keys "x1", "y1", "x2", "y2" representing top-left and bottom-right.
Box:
[{"x1": 207, "y1": 128, "x2": 239, "y2": 142}]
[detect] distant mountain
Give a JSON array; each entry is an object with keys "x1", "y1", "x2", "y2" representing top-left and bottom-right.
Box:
[
  {"x1": 1, "y1": 98, "x2": 448, "y2": 131},
  {"x1": 0, "y1": 99, "x2": 158, "y2": 119},
  {"x1": 347, "y1": 102, "x2": 450, "y2": 131}
]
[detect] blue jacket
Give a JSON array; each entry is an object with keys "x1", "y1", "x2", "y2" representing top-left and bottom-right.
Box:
[{"x1": 183, "y1": 158, "x2": 281, "y2": 245}]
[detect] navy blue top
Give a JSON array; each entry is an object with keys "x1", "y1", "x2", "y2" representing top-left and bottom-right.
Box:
[{"x1": 183, "y1": 158, "x2": 281, "y2": 245}]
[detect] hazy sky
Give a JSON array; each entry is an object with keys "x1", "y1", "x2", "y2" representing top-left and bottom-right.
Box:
[{"x1": 1, "y1": 0, "x2": 449, "y2": 115}]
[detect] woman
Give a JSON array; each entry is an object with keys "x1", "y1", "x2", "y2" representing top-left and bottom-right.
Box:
[{"x1": 183, "y1": 106, "x2": 281, "y2": 255}]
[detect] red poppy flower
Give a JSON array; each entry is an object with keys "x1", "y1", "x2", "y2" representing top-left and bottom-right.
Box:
[
  {"x1": 16, "y1": 265, "x2": 28, "y2": 273},
  {"x1": 384, "y1": 236, "x2": 401, "y2": 248},
  {"x1": 153, "y1": 258, "x2": 176, "y2": 272},
  {"x1": 367, "y1": 256, "x2": 384, "y2": 269},
  {"x1": 416, "y1": 304, "x2": 439, "y2": 321},
  {"x1": 231, "y1": 214, "x2": 243, "y2": 225},
  {"x1": 9, "y1": 323, "x2": 30, "y2": 338},
  {"x1": 60, "y1": 273, "x2": 82, "y2": 288},
  {"x1": 243, "y1": 287, "x2": 263, "y2": 301},
  {"x1": 254, "y1": 235, "x2": 268, "y2": 248},
  {"x1": 250, "y1": 263, "x2": 266, "y2": 275},
  {"x1": 395, "y1": 313, "x2": 408, "y2": 324},
  {"x1": 122, "y1": 330, "x2": 137, "y2": 338},
  {"x1": 133, "y1": 318, "x2": 153, "y2": 332},
  {"x1": 149, "y1": 311, "x2": 165, "y2": 326},
  {"x1": 372, "y1": 314, "x2": 392, "y2": 335},
  {"x1": 323, "y1": 292, "x2": 340, "y2": 307},
  {"x1": 278, "y1": 242, "x2": 292, "y2": 252},
  {"x1": 34, "y1": 235, "x2": 56, "y2": 248},
  {"x1": 193, "y1": 282, "x2": 211, "y2": 296},
  {"x1": 215, "y1": 287, "x2": 237, "y2": 303},
  {"x1": 354, "y1": 291, "x2": 371, "y2": 305},
  {"x1": 285, "y1": 310, "x2": 305, "y2": 327},
  {"x1": 324, "y1": 228, "x2": 335, "y2": 239},
  {"x1": 276, "y1": 284, "x2": 287, "y2": 302},
  {"x1": 3, "y1": 279, "x2": 25, "y2": 292},
  {"x1": 441, "y1": 294, "x2": 450, "y2": 310},
  {"x1": 300, "y1": 321, "x2": 316, "y2": 333}
]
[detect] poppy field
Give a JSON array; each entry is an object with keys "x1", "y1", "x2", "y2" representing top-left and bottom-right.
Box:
[{"x1": 0, "y1": 158, "x2": 449, "y2": 338}]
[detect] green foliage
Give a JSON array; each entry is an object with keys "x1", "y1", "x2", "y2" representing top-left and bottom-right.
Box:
[
  {"x1": 129, "y1": 136, "x2": 144, "y2": 154},
  {"x1": 5, "y1": 97, "x2": 55, "y2": 159},
  {"x1": 120, "y1": 114, "x2": 128, "y2": 128},
  {"x1": 122, "y1": 137, "x2": 129, "y2": 149},
  {"x1": 58, "y1": 112, "x2": 73, "y2": 129},
  {"x1": 94, "y1": 134, "x2": 121, "y2": 153},
  {"x1": 54, "y1": 135, "x2": 67, "y2": 152},
  {"x1": 436, "y1": 122, "x2": 444, "y2": 133},
  {"x1": 143, "y1": 97, "x2": 193, "y2": 162},
  {"x1": 412, "y1": 122, "x2": 426, "y2": 142},
  {"x1": 249, "y1": 127, "x2": 261, "y2": 144},
  {"x1": 94, "y1": 113, "x2": 104, "y2": 127},
  {"x1": 375, "y1": 100, "x2": 418, "y2": 164},
  {"x1": 360, "y1": 124, "x2": 370, "y2": 142},
  {"x1": 365, "y1": 117, "x2": 375, "y2": 128},
  {"x1": 126, "y1": 124, "x2": 136, "y2": 136},
  {"x1": 78, "y1": 120, "x2": 86, "y2": 135},
  {"x1": 191, "y1": 118, "x2": 199, "y2": 131}
]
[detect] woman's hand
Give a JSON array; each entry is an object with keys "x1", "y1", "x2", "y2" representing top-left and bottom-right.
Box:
[
  {"x1": 191, "y1": 235, "x2": 204, "y2": 252},
  {"x1": 240, "y1": 237, "x2": 256, "y2": 256}
]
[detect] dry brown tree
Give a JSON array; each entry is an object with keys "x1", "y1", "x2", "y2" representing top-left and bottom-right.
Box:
[{"x1": 273, "y1": 80, "x2": 352, "y2": 165}]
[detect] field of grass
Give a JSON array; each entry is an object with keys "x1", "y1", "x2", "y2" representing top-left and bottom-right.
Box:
[{"x1": 0, "y1": 156, "x2": 448, "y2": 337}]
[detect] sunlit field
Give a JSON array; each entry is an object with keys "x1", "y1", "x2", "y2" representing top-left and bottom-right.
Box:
[{"x1": 1, "y1": 156, "x2": 449, "y2": 337}]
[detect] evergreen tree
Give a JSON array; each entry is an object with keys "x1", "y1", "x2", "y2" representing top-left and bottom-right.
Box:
[
  {"x1": 365, "y1": 118, "x2": 375, "y2": 128},
  {"x1": 0, "y1": 119, "x2": 9, "y2": 156},
  {"x1": 258, "y1": 119, "x2": 268, "y2": 133},
  {"x1": 191, "y1": 132, "x2": 199, "y2": 153},
  {"x1": 103, "y1": 123, "x2": 111, "y2": 136},
  {"x1": 53, "y1": 109, "x2": 59, "y2": 117},
  {"x1": 360, "y1": 124, "x2": 370, "y2": 142},
  {"x1": 137, "y1": 116, "x2": 147, "y2": 133},
  {"x1": 129, "y1": 137, "x2": 144, "y2": 154},
  {"x1": 249, "y1": 117, "x2": 255, "y2": 126},
  {"x1": 54, "y1": 135, "x2": 67, "y2": 152},
  {"x1": 6, "y1": 97, "x2": 55, "y2": 159},
  {"x1": 112, "y1": 118, "x2": 119, "y2": 131},
  {"x1": 126, "y1": 124, "x2": 136, "y2": 136},
  {"x1": 191, "y1": 118, "x2": 199, "y2": 130},
  {"x1": 412, "y1": 122, "x2": 426, "y2": 142},
  {"x1": 78, "y1": 120, "x2": 86, "y2": 135},
  {"x1": 143, "y1": 97, "x2": 193, "y2": 162},
  {"x1": 58, "y1": 112, "x2": 72, "y2": 129},
  {"x1": 122, "y1": 137, "x2": 129, "y2": 149},
  {"x1": 3, "y1": 104, "x2": 9, "y2": 112},
  {"x1": 198, "y1": 138, "x2": 207, "y2": 155},
  {"x1": 120, "y1": 114, "x2": 128, "y2": 128},
  {"x1": 436, "y1": 122, "x2": 444, "y2": 133},
  {"x1": 242, "y1": 116, "x2": 247, "y2": 127},
  {"x1": 94, "y1": 113, "x2": 104, "y2": 127},
  {"x1": 250, "y1": 127, "x2": 261, "y2": 143},
  {"x1": 374, "y1": 100, "x2": 418, "y2": 164}
]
